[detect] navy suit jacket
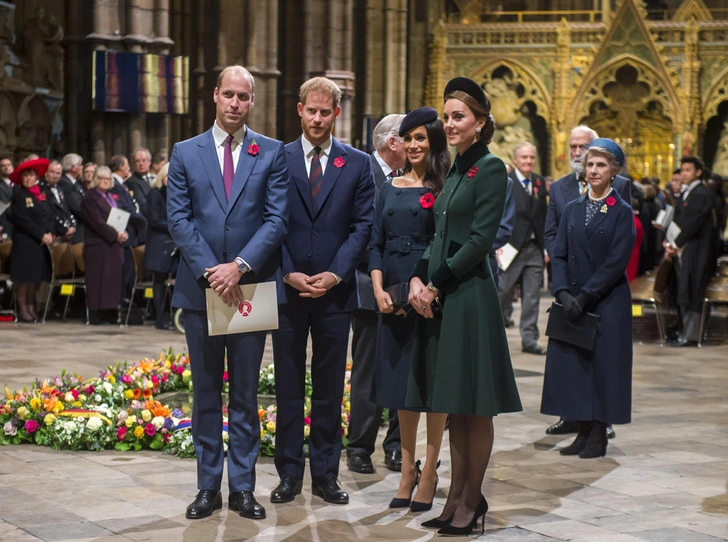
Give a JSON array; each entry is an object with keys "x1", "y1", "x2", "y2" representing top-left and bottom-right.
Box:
[
  {"x1": 545, "y1": 172, "x2": 631, "y2": 258},
  {"x1": 280, "y1": 136, "x2": 375, "y2": 313},
  {"x1": 168, "y1": 126, "x2": 290, "y2": 311}
]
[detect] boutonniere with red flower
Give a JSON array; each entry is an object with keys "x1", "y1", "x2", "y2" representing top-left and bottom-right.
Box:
[
  {"x1": 467, "y1": 166, "x2": 478, "y2": 179},
  {"x1": 38, "y1": 193, "x2": 47, "y2": 202},
  {"x1": 112, "y1": 193, "x2": 119, "y2": 201},
  {"x1": 606, "y1": 196, "x2": 616, "y2": 207},
  {"x1": 420, "y1": 192, "x2": 435, "y2": 209},
  {"x1": 248, "y1": 139, "x2": 259, "y2": 156},
  {"x1": 534, "y1": 187, "x2": 539, "y2": 196},
  {"x1": 333, "y1": 157, "x2": 345, "y2": 168}
]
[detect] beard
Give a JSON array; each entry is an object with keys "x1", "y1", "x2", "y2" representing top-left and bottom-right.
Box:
[{"x1": 570, "y1": 156, "x2": 582, "y2": 173}]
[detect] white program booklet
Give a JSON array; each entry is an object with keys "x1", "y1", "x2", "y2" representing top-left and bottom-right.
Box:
[
  {"x1": 497, "y1": 243, "x2": 519, "y2": 272},
  {"x1": 666, "y1": 221, "x2": 682, "y2": 246},
  {"x1": 206, "y1": 282, "x2": 279, "y2": 336},
  {"x1": 652, "y1": 205, "x2": 674, "y2": 229},
  {"x1": 0, "y1": 201, "x2": 7, "y2": 216},
  {"x1": 106, "y1": 207, "x2": 130, "y2": 233}
]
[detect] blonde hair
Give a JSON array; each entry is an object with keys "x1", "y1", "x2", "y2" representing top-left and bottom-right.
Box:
[
  {"x1": 151, "y1": 162, "x2": 169, "y2": 189},
  {"x1": 299, "y1": 77, "x2": 341, "y2": 109},
  {"x1": 90, "y1": 166, "x2": 112, "y2": 189}
]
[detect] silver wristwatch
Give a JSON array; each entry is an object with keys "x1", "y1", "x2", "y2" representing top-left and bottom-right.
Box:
[
  {"x1": 235, "y1": 257, "x2": 250, "y2": 274},
  {"x1": 426, "y1": 281, "x2": 439, "y2": 293}
]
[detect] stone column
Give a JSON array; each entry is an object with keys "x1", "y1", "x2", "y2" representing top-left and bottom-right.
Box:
[
  {"x1": 124, "y1": 0, "x2": 153, "y2": 52},
  {"x1": 150, "y1": 0, "x2": 175, "y2": 53},
  {"x1": 246, "y1": 0, "x2": 280, "y2": 138}
]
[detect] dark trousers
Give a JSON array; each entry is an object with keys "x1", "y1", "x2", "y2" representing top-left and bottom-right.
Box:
[
  {"x1": 152, "y1": 271, "x2": 167, "y2": 327},
  {"x1": 184, "y1": 310, "x2": 265, "y2": 492},
  {"x1": 347, "y1": 309, "x2": 400, "y2": 457},
  {"x1": 272, "y1": 304, "x2": 351, "y2": 481}
]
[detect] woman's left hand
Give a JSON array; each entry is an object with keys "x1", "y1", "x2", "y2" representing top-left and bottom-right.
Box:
[{"x1": 415, "y1": 288, "x2": 437, "y2": 319}]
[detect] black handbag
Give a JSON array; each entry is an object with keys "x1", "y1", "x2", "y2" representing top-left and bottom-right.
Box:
[
  {"x1": 545, "y1": 302, "x2": 601, "y2": 351},
  {"x1": 384, "y1": 281, "x2": 410, "y2": 311}
]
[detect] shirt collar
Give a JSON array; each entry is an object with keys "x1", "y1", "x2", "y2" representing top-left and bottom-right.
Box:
[
  {"x1": 451, "y1": 139, "x2": 489, "y2": 176},
  {"x1": 213, "y1": 120, "x2": 247, "y2": 148},
  {"x1": 301, "y1": 134, "x2": 332, "y2": 158},
  {"x1": 684, "y1": 179, "x2": 702, "y2": 197},
  {"x1": 373, "y1": 151, "x2": 393, "y2": 177},
  {"x1": 514, "y1": 167, "x2": 530, "y2": 182}
]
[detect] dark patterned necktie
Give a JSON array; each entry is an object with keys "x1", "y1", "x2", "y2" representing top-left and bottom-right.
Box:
[
  {"x1": 309, "y1": 146, "x2": 323, "y2": 210},
  {"x1": 223, "y1": 134, "x2": 234, "y2": 200}
]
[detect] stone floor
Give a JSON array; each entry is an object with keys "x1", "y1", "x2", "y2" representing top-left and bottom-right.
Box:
[{"x1": 1, "y1": 306, "x2": 727, "y2": 542}]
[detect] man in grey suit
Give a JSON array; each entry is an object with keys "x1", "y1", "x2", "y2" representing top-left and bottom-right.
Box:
[{"x1": 346, "y1": 114, "x2": 406, "y2": 474}]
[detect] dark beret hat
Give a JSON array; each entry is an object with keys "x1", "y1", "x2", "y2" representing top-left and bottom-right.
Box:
[
  {"x1": 443, "y1": 77, "x2": 489, "y2": 110},
  {"x1": 587, "y1": 137, "x2": 625, "y2": 168},
  {"x1": 399, "y1": 107, "x2": 439, "y2": 137}
]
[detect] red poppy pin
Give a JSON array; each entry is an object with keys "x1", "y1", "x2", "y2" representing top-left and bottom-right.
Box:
[
  {"x1": 467, "y1": 166, "x2": 478, "y2": 179},
  {"x1": 536, "y1": 179, "x2": 542, "y2": 187},
  {"x1": 606, "y1": 196, "x2": 616, "y2": 207},
  {"x1": 112, "y1": 193, "x2": 119, "y2": 201},
  {"x1": 420, "y1": 193, "x2": 435, "y2": 209},
  {"x1": 38, "y1": 193, "x2": 47, "y2": 202},
  {"x1": 333, "y1": 157, "x2": 345, "y2": 168},
  {"x1": 248, "y1": 139, "x2": 259, "y2": 156}
]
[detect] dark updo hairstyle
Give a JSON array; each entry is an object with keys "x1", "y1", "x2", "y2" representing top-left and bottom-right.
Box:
[
  {"x1": 402, "y1": 118, "x2": 450, "y2": 195},
  {"x1": 444, "y1": 90, "x2": 497, "y2": 144}
]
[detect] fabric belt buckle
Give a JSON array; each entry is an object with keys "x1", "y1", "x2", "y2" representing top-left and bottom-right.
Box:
[{"x1": 399, "y1": 236, "x2": 412, "y2": 254}]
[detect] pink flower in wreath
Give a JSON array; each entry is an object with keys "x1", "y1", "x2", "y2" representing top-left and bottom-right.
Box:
[
  {"x1": 122, "y1": 375, "x2": 132, "y2": 384},
  {"x1": 467, "y1": 166, "x2": 478, "y2": 179},
  {"x1": 606, "y1": 196, "x2": 616, "y2": 207},
  {"x1": 25, "y1": 419, "x2": 39, "y2": 434},
  {"x1": 117, "y1": 426, "x2": 127, "y2": 440},
  {"x1": 333, "y1": 157, "x2": 345, "y2": 168},
  {"x1": 145, "y1": 423, "x2": 156, "y2": 437},
  {"x1": 176, "y1": 366, "x2": 185, "y2": 375}
]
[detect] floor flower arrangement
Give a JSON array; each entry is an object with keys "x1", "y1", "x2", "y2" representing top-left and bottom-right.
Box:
[{"x1": 1, "y1": 350, "x2": 353, "y2": 458}]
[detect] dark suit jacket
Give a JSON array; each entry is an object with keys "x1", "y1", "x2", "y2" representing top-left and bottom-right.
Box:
[
  {"x1": 168, "y1": 126, "x2": 290, "y2": 311},
  {"x1": 39, "y1": 179, "x2": 75, "y2": 233},
  {"x1": 125, "y1": 173, "x2": 153, "y2": 219},
  {"x1": 508, "y1": 170, "x2": 547, "y2": 253},
  {"x1": 109, "y1": 178, "x2": 147, "y2": 247},
  {"x1": 0, "y1": 179, "x2": 11, "y2": 204},
  {"x1": 281, "y1": 136, "x2": 375, "y2": 313},
  {"x1": 673, "y1": 182, "x2": 719, "y2": 311},
  {"x1": 545, "y1": 172, "x2": 632, "y2": 257},
  {"x1": 143, "y1": 185, "x2": 177, "y2": 274},
  {"x1": 58, "y1": 173, "x2": 85, "y2": 243}
]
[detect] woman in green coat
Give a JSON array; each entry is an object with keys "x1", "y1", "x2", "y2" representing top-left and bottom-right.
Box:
[{"x1": 406, "y1": 77, "x2": 522, "y2": 536}]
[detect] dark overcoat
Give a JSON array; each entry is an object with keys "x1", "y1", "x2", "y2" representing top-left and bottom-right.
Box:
[
  {"x1": 143, "y1": 186, "x2": 176, "y2": 274},
  {"x1": 673, "y1": 182, "x2": 718, "y2": 312},
  {"x1": 82, "y1": 188, "x2": 124, "y2": 311},
  {"x1": 9, "y1": 184, "x2": 64, "y2": 283},
  {"x1": 541, "y1": 189, "x2": 635, "y2": 424}
]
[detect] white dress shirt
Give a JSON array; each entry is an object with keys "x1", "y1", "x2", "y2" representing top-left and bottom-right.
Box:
[
  {"x1": 514, "y1": 167, "x2": 532, "y2": 195},
  {"x1": 373, "y1": 150, "x2": 393, "y2": 178},
  {"x1": 51, "y1": 186, "x2": 61, "y2": 204},
  {"x1": 213, "y1": 121, "x2": 247, "y2": 176},
  {"x1": 301, "y1": 134, "x2": 332, "y2": 177}
]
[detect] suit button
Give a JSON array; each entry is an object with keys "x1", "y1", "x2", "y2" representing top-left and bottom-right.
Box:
[
  {"x1": 572, "y1": 281, "x2": 576, "y2": 286},
  {"x1": 307, "y1": 252, "x2": 312, "y2": 258},
  {"x1": 440, "y1": 232, "x2": 443, "y2": 238},
  {"x1": 225, "y1": 224, "x2": 231, "y2": 231},
  {"x1": 599, "y1": 229, "x2": 604, "y2": 234},
  {"x1": 569, "y1": 225, "x2": 574, "y2": 230},
  {"x1": 313, "y1": 230, "x2": 317, "y2": 235},
  {"x1": 571, "y1": 255, "x2": 575, "y2": 259},
  {"x1": 443, "y1": 211, "x2": 446, "y2": 216}
]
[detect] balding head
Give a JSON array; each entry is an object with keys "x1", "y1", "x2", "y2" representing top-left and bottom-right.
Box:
[{"x1": 569, "y1": 125, "x2": 598, "y2": 170}]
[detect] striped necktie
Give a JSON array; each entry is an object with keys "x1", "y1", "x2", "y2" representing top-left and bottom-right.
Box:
[
  {"x1": 309, "y1": 146, "x2": 323, "y2": 210},
  {"x1": 579, "y1": 178, "x2": 588, "y2": 195}
]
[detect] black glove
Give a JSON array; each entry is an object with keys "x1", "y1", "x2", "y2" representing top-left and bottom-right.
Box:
[
  {"x1": 575, "y1": 292, "x2": 590, "y2": 311},
  {"x1": 557, "y1": 291, "x2": 583, "y2": 320}
]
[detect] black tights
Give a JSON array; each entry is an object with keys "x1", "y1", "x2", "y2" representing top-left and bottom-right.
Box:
[{"x1": 16, "y1": 282, "x2": 39, "y2": 320}]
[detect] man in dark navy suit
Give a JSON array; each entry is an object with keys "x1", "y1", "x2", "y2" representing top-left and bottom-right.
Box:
[
  {"x1": 271, "y1": 76, "x2": 375, "y2": 505},
  {"x1": 543, "y1": 125, "x2": 630, "y2": 438},
  {"x1": 168, "y1": 65, "x2": 290, "y2": 520},
  {"x1": 347, "y1": 113, "x2": 405, "y2": 475}
]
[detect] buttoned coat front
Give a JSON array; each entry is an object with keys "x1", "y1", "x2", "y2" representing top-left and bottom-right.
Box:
[{"x1": 541, "y1": 190, "x2": 635, "y2": 425}]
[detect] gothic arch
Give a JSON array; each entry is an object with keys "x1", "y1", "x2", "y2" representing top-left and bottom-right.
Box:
[
  {"x1": 704, "y1": 67, "x2": 728, "y2": 121},
  {"x1": 571, "y1": 55, "x2": 680, "y2": 130}
]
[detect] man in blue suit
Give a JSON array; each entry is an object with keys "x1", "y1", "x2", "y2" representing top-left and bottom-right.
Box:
[
  {"x1": 543, "y1": 125, "x2": 630, "y2": 438},
  {"x1": 271, "y1": 77, "x2": 375, "y2": 505},
  {"x1": 167, "y1": 65, "x2": 290, "y2": 521}
]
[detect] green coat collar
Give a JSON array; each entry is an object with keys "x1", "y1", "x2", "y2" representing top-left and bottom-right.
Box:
[{"x1": 449, "y1": 140, "x2": 490, "y2": 176}]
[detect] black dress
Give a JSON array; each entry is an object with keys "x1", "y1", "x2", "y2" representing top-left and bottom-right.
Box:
[
  {"x1": 143, "y1": 186, "x2": 177, "y2": 274},
  {"x1": 368, "y1": 183, "x2": 435, "y2": 410},
  {"x1": 9, "y1": 185, "x2": 64, "y2": 283}
]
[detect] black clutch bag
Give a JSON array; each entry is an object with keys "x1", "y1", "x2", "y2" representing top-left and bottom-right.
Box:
[
  {"x1": 384, "y1": 282, "x2": 410, "y2": 311},
  {"x1": 545, "y1": 302, "x2": 601, "y2": 352}
]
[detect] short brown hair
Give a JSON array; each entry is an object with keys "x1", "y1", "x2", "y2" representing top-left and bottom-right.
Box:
[
  {"x1": 445, "y1": 90, "x2": 496, "y2": 144},
  {"x1": 299, "y1": 77, "x2": 342, "y2": 109}
]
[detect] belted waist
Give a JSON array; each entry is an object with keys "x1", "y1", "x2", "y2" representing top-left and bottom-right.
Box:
[{"x1": 384, "y1": 235, "x2": 433, "y2": 254}]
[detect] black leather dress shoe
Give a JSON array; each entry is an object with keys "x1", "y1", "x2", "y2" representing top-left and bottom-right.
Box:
[
  {"x1": 155, "y1": 322, "x2": 176, "y2": 331},
  {"x1": 522, "y1": 344, "x2": 547, "y2": 355},
  {"x1": 229, "y1": 491, "x2": 266, "y2": 519},
  {"x1": 347, "y1": 452, "x2": 374, "y2": 474},
  {"x1": 185, "y1": 490, "x2": 222, "y2": 519},
  {"x1": 504, "y1": 317, "x2": 515, "y2": 328},
  {"x1": 606, "y1": 424, "x2": 616, "y2": 439},
  {"x1": 666, "y1": 338, "x2": 698, "y2": 347},
  {"x1": 384, "y1": 449, "x2": 402, "y2": 472},
  {"x1": 546, "y1": 419, "x2": 580, "y2": 435},
  {"x1": 270, "y1": 476, "x2": 303, "y2": 503},
  {"x1": 312, "y1": 478, "x2": 349, "y2": 504}
]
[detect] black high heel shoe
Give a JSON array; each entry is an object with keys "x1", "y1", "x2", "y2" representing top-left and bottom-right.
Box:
[
  {"x1": 421, "y1": 514, "x2": 453, "y2": 529},
  {"x1": 410, "y1": 460, "x2": 440, "y2": 512},
  {"x1": 389, "y1": 460, "x2": 421, "y2": 508},
  {"x1": 437, "y1": 494, "x2": 488, "y2": 536}
]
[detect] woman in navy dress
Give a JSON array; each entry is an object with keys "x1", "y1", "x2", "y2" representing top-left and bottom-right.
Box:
[
  {"x1": 369, "y1": 107, "x2": 450, "y2": 512},
  {"x1": 541, "y1": 138, "x2": 635, "y2": 458}
]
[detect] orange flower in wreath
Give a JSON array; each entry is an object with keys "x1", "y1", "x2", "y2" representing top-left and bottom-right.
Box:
[
  {"x1": 133, "y1": 388, "x2": 142, "y2": 400},
  {"x1": 142, "y1": 389, "x2": 153, "y2": 399}
]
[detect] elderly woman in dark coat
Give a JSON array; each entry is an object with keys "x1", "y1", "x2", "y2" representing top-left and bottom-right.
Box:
[
  {"x1": 82, "y1": 166, "x2": 128, "y2": 325},
  {"x1": 541, "y1": 138, "x2": 635, "y2": 459},
  {"x1": 142, "y1": 162, "x2": 177, "y2": 330},
  {"x1": 9, "y1": 158, "x2": 70, "y2": 323}
]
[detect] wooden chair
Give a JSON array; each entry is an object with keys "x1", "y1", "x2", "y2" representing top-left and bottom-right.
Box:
[
  {"x1": 698, "y1": 257, "x2": 728, "y2": 347},
  {"x1": 42, "y1": 243, "x2": 87, "y2": 323},
  {"x1": 125, "y1": 245, "x2": 153, "y2": 326}
]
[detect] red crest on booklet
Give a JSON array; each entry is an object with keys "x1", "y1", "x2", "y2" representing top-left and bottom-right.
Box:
[{"x1": 238, "y1": 301, "x2": 253, "y2": 317}]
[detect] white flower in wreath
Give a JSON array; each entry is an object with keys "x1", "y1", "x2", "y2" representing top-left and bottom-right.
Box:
[
  {"x1": 86, "y1": 417, "x2": 103, "y2": 431},
  {"x1": 3, "y1": 421, "x2": 17, "y2": 436},
  {"x1": 95, "y1": 394, "x2": 102, "y2": 402},
  {"x1": 64, "y1": 392, "x2": 74, "y2": 402},
  {"x1": 62, "y1": 421, "x2": 76, "y2": 432},
  {"x1": 102, "y1": 382, "x2": 113, "y2": 394},
  {"x1": 152, "y1": 416, "x2": 165, "y2": 430}
]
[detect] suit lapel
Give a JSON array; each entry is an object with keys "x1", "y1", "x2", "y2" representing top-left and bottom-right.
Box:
[
  {"x1": 197, "y1": 129, "x2": 227, "y2": 212},
  {"x1": 288, "y1": 137, "x2": 315, "y2": 218},
  {"x1": 314, "y1": 138, "x2": 346, "y2": 217},
  {"x1": 370, "y1": 155, "x2": 386, "y2": 189},
  {"x1": 565, "y1": 173, "x2": 581, "y2": 202},
  {"x1": 227, "y1": 128, "x2": 259, "y2": 214}
]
